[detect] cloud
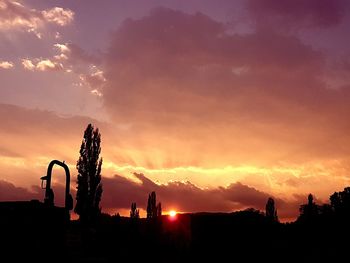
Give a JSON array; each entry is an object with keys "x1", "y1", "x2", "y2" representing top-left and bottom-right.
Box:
[
  {"x1": 0, "y1": 103, "x2": 286, "y2": 215},
  {"x1": 42, "y1": 7, "x2": 74, "y2": 26},
  {"x1": 0, "y1": 0, "x2": 74, "y2": 37},
  {"x1": 79, "y1": 8, "x2": 350, "y2": 205},
  {"x1": 0, "y1": 60, "x2": 14, "y2": 69},
  {"x1": 0, "y1": 171, "x2": 306, "y2": 221},
  {"x1": 1, "y1": 5, "x2": 350, "y2": 222},
  {"x1": 0, "y1": 179, "x2": 72, "y2": 209},
  {"x1": 91, "y1": 89, "x2": 103, "y2": 97},
  {"x1": 0, "y1": 0, "x2": 42, "y2": 32},
  {"x1": 21, "y1": 58, "x2": 35, "y2": 70},
  {"x1": 100, "y1": 172, "x2": 304, "y2": 220},
  {"x1": 36, "y1": 59, "x2": 62, "y2": 71},
  {"x1": 21, "y1": 58, "x2": 62, "y2": 71},
  {"x1": 103, "y1": 7, "x2": 323, "y2": 121},
  {"x1": 0, "y1": 103, "x2": 111, "y2": 187},
  {"x1": 21, "y1": 42, "x2": 104, "y2": 94},
  {"x1": 22, "y1": 41, "x2": 99, "y2": 73},
  {"x1": 246, "y1": 0, "x2": 349, "y2": 29},
  {"x1": 0, "y1": 180, "x2": 39, "y2": 201},
  {"x1": 54, "y1": 43, "x2": 70, "y2": 54},
  {"x1": 0, "y1": 103, "x2": 346, "y2": 221},
  {"x1": 99, "y1": 7, "x2": 350, "y2": 171}
]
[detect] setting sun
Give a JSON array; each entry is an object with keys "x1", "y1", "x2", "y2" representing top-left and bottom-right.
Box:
[{"x1": 169, "y1": 210, "x2": 177, "y2": 217}]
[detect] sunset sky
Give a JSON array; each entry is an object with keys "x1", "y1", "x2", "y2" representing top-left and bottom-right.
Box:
[{"x1": 1, "y1": 0, "x2": 350, "y2": 221}]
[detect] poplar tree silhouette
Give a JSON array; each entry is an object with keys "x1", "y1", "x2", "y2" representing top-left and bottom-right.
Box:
[
  {"x1": 130, "y1": 202, "x2": 140, "y2": 218},
  {"x1": 75, "y1": 123, "x2": 103, "y2": 224},
  {"x1": 146, "y1": 192, "x2": 162, "y2": 219},
  {"x1": 157, "y1": 202, "x2": 162, "y2": 217},
  {"x1": 265, "y1": 197, "x2": 278, "y2": 222}
]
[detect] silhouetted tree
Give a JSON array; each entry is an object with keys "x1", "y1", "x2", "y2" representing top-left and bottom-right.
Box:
[
  {"x1": 157, "y1": 202, "x2": 162, "y2": 217},
  {"x1": 330, "y1": 187, "x2": 350, "y2": 216},
  {"x1": 299, "y1": 194, "x2": 319, "y2": 221},
  {"x1": 319, "y1": 204, "x2": 333, "y2": 218},
  {"x1": 330, "y1": 192, "x2": 341, "y2": 213},
  {"x1": 130, "y1": 202, "x2": 140, "y2": 218},
  {"x1": 265, "y1": 197, "x2": 278, "y2": 222},
  {"x1": 75, "y1": 123, "x2": 103, "y2": 224},
  {"x1": 147, "y1": 191, "x2": 156, "y2": 219},
  {"x1": 147, "y1": 191, "x2": 161, "y2": 219}
]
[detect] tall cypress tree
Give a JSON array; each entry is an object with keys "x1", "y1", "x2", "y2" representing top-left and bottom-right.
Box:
[
  {"x1": 265, "y1": 197, "x2": 278, "y2": 222},
  {"x1": 75, "y1": 124, "x2": 103, "y2": 224}
]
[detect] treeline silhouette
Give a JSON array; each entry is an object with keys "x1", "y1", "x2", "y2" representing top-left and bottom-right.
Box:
[
  {"x1": 66, "y1": 187, "x2": 350, "y2": 263},
  {"x1": 0, "y1": 124, "x2": 350, "y2": 262}
]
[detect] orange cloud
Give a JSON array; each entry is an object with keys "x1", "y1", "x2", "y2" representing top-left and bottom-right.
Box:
[
  {"x1": 0, "y1": 0, "x2": 73, "y2": 37},
  {"x1": 21, "y1": 58, "x2": 62, "y2": 71},
  {"x1": 36, "y1": 59, "x2": 62, "y2": 71},
  {"x1": 100, "y1": 8, "x2": 350, "y2": 171},
  {"x1": 2, "y1": 6, "x2": 350, "y2": 221},
  {"x1": 21, "y1": 58, "x2": 35, "y2": 70},
  {"x1": 0, "y1": 103, "x2": 349, "y2": 221}
]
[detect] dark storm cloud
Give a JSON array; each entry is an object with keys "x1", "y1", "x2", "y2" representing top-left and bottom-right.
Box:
[{"x1": 101, "y1": 172, "x2": 301, "y2": 218}]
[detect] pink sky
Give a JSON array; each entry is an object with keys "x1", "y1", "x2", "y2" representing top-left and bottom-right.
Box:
[{"x1": 1, "y1": 0, "x2": 350, "y2": 221}]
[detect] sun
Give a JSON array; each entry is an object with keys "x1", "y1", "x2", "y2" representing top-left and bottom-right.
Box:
[{"x1": 169, "y1": 210, "x2": 177, "y2": 217}]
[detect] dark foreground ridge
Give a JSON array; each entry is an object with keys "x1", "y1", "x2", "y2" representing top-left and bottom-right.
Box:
[{"x1": 1, "y1": 203, "x2": 350, "y2": 262}]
